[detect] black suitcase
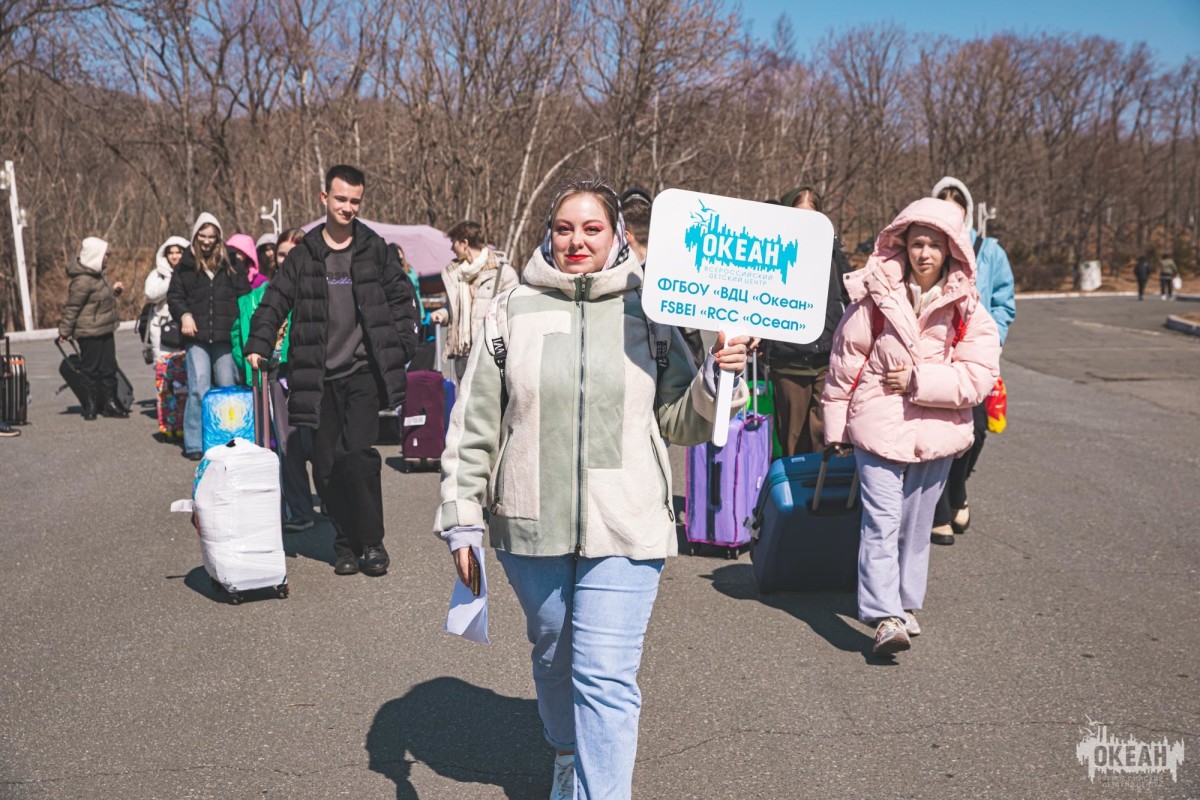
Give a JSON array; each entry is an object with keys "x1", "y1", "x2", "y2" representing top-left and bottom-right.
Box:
[
  {"x1": 750, "y1": 450, "x2": 862, "y2": 593},
  {"x1": 1, "y1": 336, "x2": 29, "y2": 424},
  {"x1": 56, "y1": 339, "x2": 134, "y2": 410}
]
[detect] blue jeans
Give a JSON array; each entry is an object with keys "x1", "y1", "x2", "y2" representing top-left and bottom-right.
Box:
[
  {"x1": 496, "y1": 551, "x2": 663, "y2": 800},
  {"x1": 183, "y1": 341, "x2": 235, "y2": 454}
]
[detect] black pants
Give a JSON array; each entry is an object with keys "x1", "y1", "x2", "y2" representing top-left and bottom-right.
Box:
[
  {"x1": 311, "y1": 369, "x2": 384, "y2": 559},
  {"x1": 1161, "y1": 277, "x2": 1174, "y2": 298},
  {"x1": 1136, "y1": 275, "x2": 1148, "y2": 299},
  {"x1": 933, "y1": 402, "x2": 988, "y2": 525},
  {"x1": 77, "y1": 334, "x2": 118, "y2": 403}
]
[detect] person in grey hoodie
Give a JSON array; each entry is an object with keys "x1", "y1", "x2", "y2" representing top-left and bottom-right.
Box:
[
  {"x1": 58, "y1": 237, "x2": 128, "y2": 420},
  {"x1": 435, "y1": 179, "x2": 750, "y2": 800}
]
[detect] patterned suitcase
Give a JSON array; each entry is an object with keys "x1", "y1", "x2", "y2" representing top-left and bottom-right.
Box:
[
  {"x1": 201, "y1": 385, "x2": 255, "y2": 452},
  {"x1": 155, "y1": 351, "x2": 187, "y2": 438}
]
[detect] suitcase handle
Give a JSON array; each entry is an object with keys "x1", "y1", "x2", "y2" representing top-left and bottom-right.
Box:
[
  {"x1": 252, "y1": 367, "x2": 272, "y2": 449},
  {"x1": 812, "y1": 448, "x2": 861, "y2": 513},
  {"x1": 54, "y1": 338, "x2": 80, "y2": 359}
]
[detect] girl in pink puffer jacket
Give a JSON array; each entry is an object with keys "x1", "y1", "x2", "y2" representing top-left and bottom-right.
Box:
[{"x1": 822, "y1": 197, "x2": 1000, "y2": 656}]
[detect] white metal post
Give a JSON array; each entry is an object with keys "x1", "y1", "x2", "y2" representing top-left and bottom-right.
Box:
[
  {"x1": 977, "y1": 201, "x2": 997, "y2": 240},
  {"x1": 259, "y1": 198, "x2": 282, "y2": 238},
  {"x1": 2, "y1": 161, "x2": 33, "y2": 331}
]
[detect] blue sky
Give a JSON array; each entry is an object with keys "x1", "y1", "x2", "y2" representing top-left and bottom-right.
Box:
[{"x1": 734, "y1": 0, "x2": 1200, "y2": 68}]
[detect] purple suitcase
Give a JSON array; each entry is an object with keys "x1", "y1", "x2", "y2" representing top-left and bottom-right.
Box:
[
  {"x1": 401, "y1": 370, "x2": 449, "y2": 465},
  {"x1": 685, "y1": 412, "x2": 773, "y2": 557}
]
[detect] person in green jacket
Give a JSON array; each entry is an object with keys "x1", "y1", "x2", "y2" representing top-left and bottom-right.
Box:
[
  {"x1": 434, "y1": 179, "x2": 750, "y2": 799},
  {"x1": 232, "y1": 227, "x2": 316, "y2": 531}
]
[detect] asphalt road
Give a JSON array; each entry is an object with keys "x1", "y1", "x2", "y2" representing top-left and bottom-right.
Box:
[{"x1": 1, "y1": 295, "x2": 1197, "y2": 799}]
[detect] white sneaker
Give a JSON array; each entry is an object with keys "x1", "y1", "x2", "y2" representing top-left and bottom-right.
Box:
[
  {"x1": 550, "y1": 753, "x2": 575, "y2": 800},
  {"x1": 904, "y1": 611, "x2": 921, "y2": 637}
]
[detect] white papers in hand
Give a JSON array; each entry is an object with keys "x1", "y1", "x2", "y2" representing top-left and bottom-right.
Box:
[{"x1": 445, "y1": 545, "x2": 489, "y2": 644}]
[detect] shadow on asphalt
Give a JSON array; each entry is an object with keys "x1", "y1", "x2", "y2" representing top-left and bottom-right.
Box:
[
  {"x1": 384, "y1": 455, "x2": 440, "y2": 474},
  {"x1": 282, "y1": 520, "x2": 337, "y2": 565},
  {"x1": 703, "y1": 563, "x2": 894, "y2": 665},
  {"x1": 180, "y1": 565, "x2": 226, "y2": 603},
  {"x1": 366, "y1": 676, "x2": 545, "y2": 799}
]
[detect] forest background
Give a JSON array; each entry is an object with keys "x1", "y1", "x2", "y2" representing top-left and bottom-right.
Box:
[{"x1": 1, "y1": 0, "x2": 1197, "y2": 328}]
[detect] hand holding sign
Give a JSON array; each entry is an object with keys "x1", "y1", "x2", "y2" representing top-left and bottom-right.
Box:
[{"x1": 642, "y1": 189, "x2": 834, "y2": 444}]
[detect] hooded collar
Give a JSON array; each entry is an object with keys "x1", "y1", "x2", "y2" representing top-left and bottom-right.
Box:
[
  {"x1": 191, "y1": 212, "x2": 223, "y2": 243},
  {"x1": 301, "y1": 219, "x2": 382, "y2": 264},
  {"x1": 930, "y1": 177, "x2": 974, "y2": 235},
  {"x1": 155, "y1": 236, "x2": 191, "y2": 275},
  {"x1": 78, "y1": 237, "x2": 108, "y2": 273},
  {"x1": 522, "y1": 245, "x2": 641, "y2": 301},
  {"x1": 846, "y1": 197, "x2": 978, "y2": 335}
]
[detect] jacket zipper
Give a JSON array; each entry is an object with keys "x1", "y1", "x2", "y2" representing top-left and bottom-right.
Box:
[
  {"x1": 490, "y1": 427, "x2": 512, "y2": 511},
  {"x1": 573, "y1": 275, "x2": 591, "y2": 557},
  {"x1": 650, "y1": 432, "x2": 675, "y2": 522}
]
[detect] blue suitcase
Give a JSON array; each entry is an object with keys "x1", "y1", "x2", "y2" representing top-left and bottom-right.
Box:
[{"x1": 750, "y1": 450, "x2": 861, "y2": 593}]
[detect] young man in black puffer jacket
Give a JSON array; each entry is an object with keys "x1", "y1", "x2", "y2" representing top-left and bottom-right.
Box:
[
  {"x1": 761, "y1": 186, "x2": 853, "y2": 455},
  {"x1": 246, "y1": 165, "x2": 419, "y2": 577}
]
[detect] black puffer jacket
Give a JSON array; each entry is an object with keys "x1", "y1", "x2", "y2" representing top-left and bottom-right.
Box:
[
  {"x1": 245, "y1": 221, "x2": 419, "y2": 427},
  {"x1": 763, "y1": 238, "x2": 853, "y2": 371},
  {"x1": 167, "y1": 248, "x2": 251, "y2": 345}
]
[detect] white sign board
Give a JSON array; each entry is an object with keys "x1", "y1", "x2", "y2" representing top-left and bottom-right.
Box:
[
  {"x1": 1079, "y1": 260, "x2": 1102, "y2": 292},
  {"x1": 642, "y1": 189, "x2": 835, "y2": 344}
]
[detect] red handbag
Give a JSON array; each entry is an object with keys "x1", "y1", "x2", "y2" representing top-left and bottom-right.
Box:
[{"x1": 986, "y1": 377, "x2": 1007, "y2": 434}]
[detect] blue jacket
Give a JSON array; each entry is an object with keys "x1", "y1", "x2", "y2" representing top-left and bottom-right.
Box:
[{"x1": 970, "y1": 229, "x2": 1015, "y2": 346}]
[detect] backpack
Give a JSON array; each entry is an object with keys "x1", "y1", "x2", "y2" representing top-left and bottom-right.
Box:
[{"x1": 484, "y1": 286, "x2": 672, "y2": 416}]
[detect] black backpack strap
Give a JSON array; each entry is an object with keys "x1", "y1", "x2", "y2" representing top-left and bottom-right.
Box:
[
  {"x1": 973, "y1": 234, "x2": 984, "y2": 258},
  {"x1": 483, "y1": 287, "x2": 517, "y2": 416}
]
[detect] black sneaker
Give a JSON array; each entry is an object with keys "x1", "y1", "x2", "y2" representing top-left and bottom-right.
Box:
[
  {"x1": 0, "y1": 421, "x2": 19, "y2": 437},
  {"x1": 184, "y1": 450, "x2": 203, "y2": 461},
  {"x1": 333, "y1": 555, "x2": 360, "y2": 576},
  {"x1": 361, "y1": 545, "x2": 390, "y2": 577}
]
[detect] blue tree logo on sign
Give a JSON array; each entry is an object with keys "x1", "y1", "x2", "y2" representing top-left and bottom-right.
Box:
[{"x1": 683, "y1": 200, "x2": 800, "y2": 283}]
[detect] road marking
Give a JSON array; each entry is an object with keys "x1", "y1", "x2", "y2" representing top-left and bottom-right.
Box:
[{"x1": 1069, "y1": 319, "x2": 1163, "y2": 337}]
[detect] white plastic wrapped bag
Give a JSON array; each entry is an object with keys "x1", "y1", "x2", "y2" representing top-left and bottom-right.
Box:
[{"x1": 174, "y1": 438, "x2": 286, "y2": 595}]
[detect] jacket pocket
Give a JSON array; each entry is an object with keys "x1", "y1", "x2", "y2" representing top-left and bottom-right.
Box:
[{"x1": 648, "y1": 430, "x2": 675, "y2": 522}]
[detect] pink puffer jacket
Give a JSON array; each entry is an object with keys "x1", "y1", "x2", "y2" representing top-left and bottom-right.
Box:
[{"x1": 822, "y1": 198, "x2": 1001, "y2": 463}]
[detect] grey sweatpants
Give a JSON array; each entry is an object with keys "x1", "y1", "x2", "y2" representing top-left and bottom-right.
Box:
[{"x1": 856, "y1": 448, "x2": 954, "y2": 624}]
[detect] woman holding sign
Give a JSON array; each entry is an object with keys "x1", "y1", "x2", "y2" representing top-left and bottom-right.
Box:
[
  {"x1": 823, "y1": 197, "x2": 1000, "y2": 656},
  {"x1": 434, "y1": 179, "x2": 748, "y2": 799}
]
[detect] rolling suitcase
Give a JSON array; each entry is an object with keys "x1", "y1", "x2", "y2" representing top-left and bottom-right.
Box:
[
  {"x1": 1, "y1": 336, "x2": 29, "y2": 424},
  {"x1": 750, "y1": 449, "x2": 861, "y2": 593},
  {"x1": 201, "y1": 384, "x2": 255, "y2": 452},
  {"x1": 55, "y1": 338, "x2": 134, "y2": 411},
  {"x1": 400, "y1": 369, "x2": 450, "y2": 468},
  {"x1": 685, "y1": 353, "x2": 773, "y2": 558},
  {"x1": 173, "y1": 369, "x2": 287, "y2": 604}
]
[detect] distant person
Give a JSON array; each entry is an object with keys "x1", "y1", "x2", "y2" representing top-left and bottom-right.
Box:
[
  {"x1": 760, "y1": 185, "x2": 853, "y2": 455},
  {"x1": 1159, "y1": 252, "x2": 1178, "y2": 300},
  {"x1": 435, "y1": 179, "x2": 749, "y2": 799},
  {"x1": 246, "y1": 165, "x2": 419, "y2": 577},
  {"x1": 57, "y1": 237, "x2": 128, "y2": 420},
  {"x1": 231, "y1": 227, "x2": 315, "y2": 532},
  {"x1": 823, "y1": 197, "x2": 1000, "y2": 656},
  {"x1": 256, "y1": 233, "x2": 277, "y2": 276},
  {"x1": 144, "y1": 235, "x2": 191, "y2": 440},
  {"x1": 1134, "y1": 255, "x2": 1151, "y2": 301},
  {"x1": 621, "y1": 186, "x2": 706, "y2": 367},
  {"x1": 429, "y1": 220, "x2": 518, "y2": 384},
  {"x1": 168, "y1": 213, "x2": 252, "y2": 459},
  {"x1": 928, "y1": 177, "x2": 1015, "y2": 544},
  {"x1": 228, "y1": 233, "x2": 266, "y2": 290}
]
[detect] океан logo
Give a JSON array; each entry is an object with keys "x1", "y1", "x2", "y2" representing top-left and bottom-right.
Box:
[
  {"x1": 683, "y1": 200, "x2": 798, "y2": 284},
  {"x1": 1076, "y1": 718, "x2": 1184, "y2": 784}
]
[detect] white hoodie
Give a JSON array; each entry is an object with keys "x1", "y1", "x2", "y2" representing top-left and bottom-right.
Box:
[{"x1": 144, "y1": 235, "x2": 190, "y2": 356}]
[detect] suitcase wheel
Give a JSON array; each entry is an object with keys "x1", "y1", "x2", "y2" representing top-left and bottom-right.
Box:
[
  {"x1": 275, "y1": 583, "x2": 290, "y2": 599},
  {"x1": 227, "y1": 592, "x2": 243, "y2": 605}
]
